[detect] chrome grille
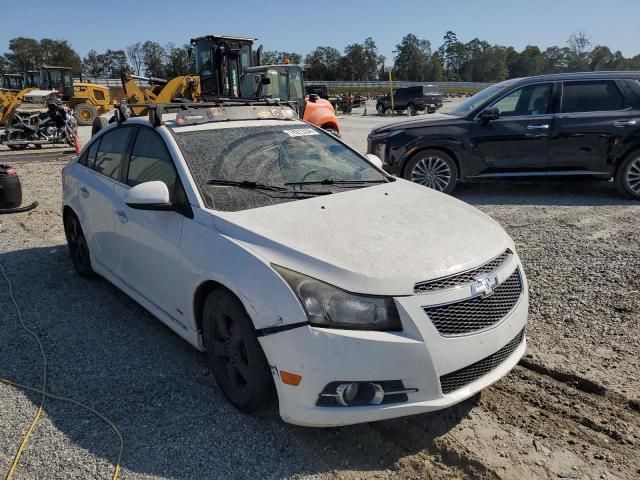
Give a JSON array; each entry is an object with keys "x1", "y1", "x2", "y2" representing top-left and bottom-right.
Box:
[
  {"x1": 414, "y1": 249, "x2": 511, "y2": 293},
  {"x1": 423, "y1": 269, "x2": 523, "y2": 336},
  {"x1": 440, "y1": 328, "x2": 525, "y2": 395}
]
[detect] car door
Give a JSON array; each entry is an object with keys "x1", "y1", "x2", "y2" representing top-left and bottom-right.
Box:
[
  {"x1": 76, "y1": 126, "x2": 135, "y2": 268},
  {"x1": 110, "y1": 126, "x2": 187, "y2": 321},
  {"x1": 549, "y1": 79, "x2": 639, "y2": 175},
  {"x1": 467, "y1": 82, "x2": 555, "y2": 177}
]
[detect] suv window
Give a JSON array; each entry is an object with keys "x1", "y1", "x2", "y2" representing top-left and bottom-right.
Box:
[
  {"x1": 561, "y1": 80, "x2": 625, "y2": 113},
  {"x1": 93, "y1": 127, "x2": 134, "y2": 181},
  {"x1": 492, "y1": 83, "x2": 553, "y2": 117},
  {"x1": 126, "y1": 128, "x2": 177, "y2": 198}
]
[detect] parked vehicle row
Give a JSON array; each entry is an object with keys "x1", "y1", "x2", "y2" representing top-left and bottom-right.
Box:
[
  {"x1": 62, "y1": 101, "x2": 528, "y2": 427},
  {"x1": 368, "y1": 71, "x2": 640, "y2": 198}
]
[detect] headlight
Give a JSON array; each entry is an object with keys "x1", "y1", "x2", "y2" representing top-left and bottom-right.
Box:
[{"x1": 273, "y1": 265, "x2": 402, "y2": 331}]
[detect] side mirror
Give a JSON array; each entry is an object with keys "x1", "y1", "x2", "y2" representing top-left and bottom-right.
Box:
[
  {"x1": 478, "y1": 107, "x2": 500, "y2": 122},
  {"x1": 124, "y1": 181, "x2": 172, "y2": 211},
  {"x1": 366, "y1": 154, "x2": 383, "y2": 169},
  {"x1": 260, "y1": 76, "x2": 271, "y2": 85}
]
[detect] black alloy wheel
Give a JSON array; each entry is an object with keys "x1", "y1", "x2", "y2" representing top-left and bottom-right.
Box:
[
  {"x1": 203, "y1": 290, "x2": 273, "y2": 413},
  {"x1": 63, "y1": 212, "x2": 94, "y2": 277},
  {"x1": 615, "y1": 152, "x2": 640, "y2": 199}
]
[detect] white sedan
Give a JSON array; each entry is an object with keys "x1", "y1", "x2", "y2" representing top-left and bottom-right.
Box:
[{"x1": 62, "y1": 104, "x2": 528, "y2": 427}]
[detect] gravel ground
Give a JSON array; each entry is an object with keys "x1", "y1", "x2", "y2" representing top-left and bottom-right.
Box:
[{"x1": 1, "y1": 112, "x2": 639, "y2": 479}]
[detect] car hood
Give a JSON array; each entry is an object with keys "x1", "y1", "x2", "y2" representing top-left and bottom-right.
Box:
[
  {"x1": 212, "y1": 180, "x2": 513, "y2": 296},
  {"x1": 372, "y1": 115, "x2": 466, "y2": 134}
]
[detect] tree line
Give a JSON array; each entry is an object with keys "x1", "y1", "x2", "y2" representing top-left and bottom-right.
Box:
[{"x1": 1, "y1": 32, "x2": 639, "y2": 83}]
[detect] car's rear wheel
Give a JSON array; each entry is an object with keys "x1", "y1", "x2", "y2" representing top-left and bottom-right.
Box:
[
  {"x1": 203, "y1": 290, "x2": 273, "y2": 413},
  {"x1": 63, "y1": 212, "x2": 94, "y2": 277},
  {"x1": 405, "y1": 150, "x2": 458, "y2": 194},
  {"x1": 615, "y1": 151, "x2": 640, "y2": 199},
  {"x1": 407, "y1": 103, "x2": 417, "y2": 116},
  {"x1": 376, "y1": 103, "x2": 385, "y2": 115}
]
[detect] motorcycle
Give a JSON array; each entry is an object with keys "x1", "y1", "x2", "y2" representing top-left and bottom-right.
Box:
[{"x1": 0, "y1": 102, "x2": 78, "y2": 151}]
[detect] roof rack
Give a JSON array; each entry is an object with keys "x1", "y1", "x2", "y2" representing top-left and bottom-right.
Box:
[{"x1": 116, "y1": 98, "x2": 299, "y2": 127}]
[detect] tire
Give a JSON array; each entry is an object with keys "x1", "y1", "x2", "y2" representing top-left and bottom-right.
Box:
[
  {"x1": 615, "y1": 151, "x2": 640, "y2": 199},
  {"x1": 63, "y1": 212, "x2": 95, "y2": 277},
  {"x1": 74, "y1": 103, "x2": 97, "y2": 126},
  {"x1": 6, "y1": 130, "x2": 28, "y2": 150},
  {"x1": 91, "y1": 115, "x2": 110, "y2": 136},
  {"x1": 404, "y1": 150, "x2": 458, "y2": 194},
  {"x1": 203, "y1": 290, "x2": 273, "y2": 413},
  {"x1": 407, "y1": 103, "x2": 417, "y2": 116},
  {"x1": 376, "y1": 103, "x2": 385, "y2": 115}
]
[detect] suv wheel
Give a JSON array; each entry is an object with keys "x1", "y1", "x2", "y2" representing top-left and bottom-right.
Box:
[
  {"x1": 203, "y1": 289, "x2": 273, "y2": 413},
  {"x1": 405, "y1": 150, "x2": 458, "y2": 194},
  {"x1": 407, "y1": 103, "x2": 417, "y2": 116},
  {"x1": 615, "y1": 152, "x2": 640, "y2": 199},
  {"x1": 376, "y1": 103, "x2": 385, "y2": 115}
]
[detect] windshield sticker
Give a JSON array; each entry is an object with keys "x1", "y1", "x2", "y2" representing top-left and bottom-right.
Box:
[{"x1": 284, "y1": 128, "x2": 319, "y2": 137}]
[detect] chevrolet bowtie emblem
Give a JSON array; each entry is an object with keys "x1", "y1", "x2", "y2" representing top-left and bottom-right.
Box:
[{"x1": 471, "y1": 273, "x2": 498, "y2": 298}]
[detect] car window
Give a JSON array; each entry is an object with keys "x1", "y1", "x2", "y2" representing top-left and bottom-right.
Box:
[
  {"x1": 93, "y1": 127, "x2": 134, "y2": 181},
  {"x1": 492, "y1": 83, "x2": 553, "y2": 117},
  {"x1": 174, "y1": 124, "x2": 387, "y2": 212},
  {"x1": 126, "y1": 128, "x2": 177, "y2": 198},
  {"x1": 79, "y1": 139, "x2": 100, "y2": 167},
  {"x1": 561, "y1": 80, "x2": 625, "y2": 113}
]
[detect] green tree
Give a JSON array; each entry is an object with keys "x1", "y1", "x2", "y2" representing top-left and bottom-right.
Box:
[
  {"x1": 392, "y1": 34, "x2": 431, "y2": 81},
  {"x1": 142, "y1": 41, "x2": 166, "y2": 78},
  {"x1": 541, "y1": 46, "x2": 569, "y2": 73},
  {"x1": 509, "y1": 45, "x2": 546, "y2": 78},
  {"x1": 4, "y1": 37, "x2": 42, "y2": 71},
  {"x1": 164, "y1": 43, "x2": 194, "y2": 76},
  {"x1": 567, "y1": 31, "x2": 592, "y2": 71},
  {"x1": 261, "y1": 51, "x2": 302, "y2": 65},
  {"x1": 304, "y1": 46, "x2": 341, "y2": 80}
]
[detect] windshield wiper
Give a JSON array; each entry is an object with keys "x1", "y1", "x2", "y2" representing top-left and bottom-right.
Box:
[
  {"x1": 205, "y1": 179, "x2": 332, "y2": 196},
  {"x1": 206, "y1": 179, "x2": 289, "y2": 192},
  {"x1": 285, "y1": 178, "x2": 389, "y2": 186}
]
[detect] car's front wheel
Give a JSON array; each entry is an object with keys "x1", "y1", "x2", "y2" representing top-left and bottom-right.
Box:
[
  {"x1": 405, "y1": 150, "x2": 458, "y2": 194},
  {"x1": 376, "y1": 103, "x2": 385, "y2": 115},
  {"x1": 615, "y1": 152, "x2": 640, "y2": 199},
  {"x1": 203, "y1": 289, "x2": 273, "y2": 413},
  {"x1": 63, "y1": 212, "x2": 94, "y2": 277}
]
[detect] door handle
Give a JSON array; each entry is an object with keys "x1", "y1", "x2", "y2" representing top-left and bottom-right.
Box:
[
  {"x1": 80, "y1": 186, "x2": 89, "y2": 198},
  {"x1": 115, "y1": 210, "x2": 128, "y2": 223},
  {"x1": 526, "y1": 124, "x2": 549, "y2": 130},
  {"x1": 613, "y1": 120, "x2": 637, "y2": 127}
]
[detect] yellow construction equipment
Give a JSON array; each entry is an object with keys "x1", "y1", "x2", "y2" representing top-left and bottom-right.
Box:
[
  {"x1": 0, "y1": 88, "x2": 34, "y2": 126},
  {"x1": 121, "y1": 72, "x2": 201, "y2": 115},
  {"x1": 38, "y1": 66, "x2": 113, "y2": 125}
]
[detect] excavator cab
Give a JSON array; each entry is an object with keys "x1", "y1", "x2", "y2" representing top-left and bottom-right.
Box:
[
  {"x1": 23, "y1": 71, "x2": 39, "y2": 88},
  {"x1": 1, "y1": 74, "x2": 24, "y2": 92},
  {"x1": 191, "y1": 35, "x2": 257, "y2": 98},
  {"x1": 38, "y1": 66, "x2": 74, "y2": 101},
  {"x1": 239, "y1": 65, "x2": 306, "y2": 115}
]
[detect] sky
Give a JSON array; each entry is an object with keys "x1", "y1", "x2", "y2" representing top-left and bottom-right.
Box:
[{"x1": 2, "y1": 0, "x2": 640, "y2": 62}]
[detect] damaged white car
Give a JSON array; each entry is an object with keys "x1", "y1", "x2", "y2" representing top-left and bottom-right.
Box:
[{"x1": 62, "y1": 103, "x2": 528, "y2": 427}]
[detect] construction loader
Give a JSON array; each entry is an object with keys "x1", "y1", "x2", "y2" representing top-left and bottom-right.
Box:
[
  {"x1": 191, "y1": 35, "x2": 340, "y2": 135},
  {"x1": 36, "y1": 66, "x2": 113, "y2": 125},
  {"x1": 1, "y1": 73, "x2": 24, "y2": 92}
]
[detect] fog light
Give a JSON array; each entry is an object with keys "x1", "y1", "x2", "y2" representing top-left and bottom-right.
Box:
[
  {"x1": 335, "y1": 383, "x2": 359, "y2": 406},
  {"x1": 317, "y1": 380, "x2": 418, "y2": 407}
]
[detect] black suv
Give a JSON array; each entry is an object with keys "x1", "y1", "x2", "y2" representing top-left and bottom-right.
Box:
[
  {"x1": 367, "y1": 72, "x2": 640, "y2": 198},
  {"x1": 376, "y1": 85, "x2": 443, "y2": 116}
]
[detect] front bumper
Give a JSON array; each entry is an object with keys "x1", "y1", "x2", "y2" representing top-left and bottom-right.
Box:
[{"x1": 259, "y1": 256, "x2": 528, "y2": 427}]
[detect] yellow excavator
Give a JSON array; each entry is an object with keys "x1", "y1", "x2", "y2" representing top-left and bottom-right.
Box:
[{"x1": 91, "y1": 71, "x2": 201, "y2": 134}]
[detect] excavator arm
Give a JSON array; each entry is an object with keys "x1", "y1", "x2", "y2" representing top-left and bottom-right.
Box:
[
  {"x1": 0, "y1": 88, "x2": 34, "y2": 126},
  {"x1": 121, "y1": 72, "x2": 201, "y2": 116}
]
